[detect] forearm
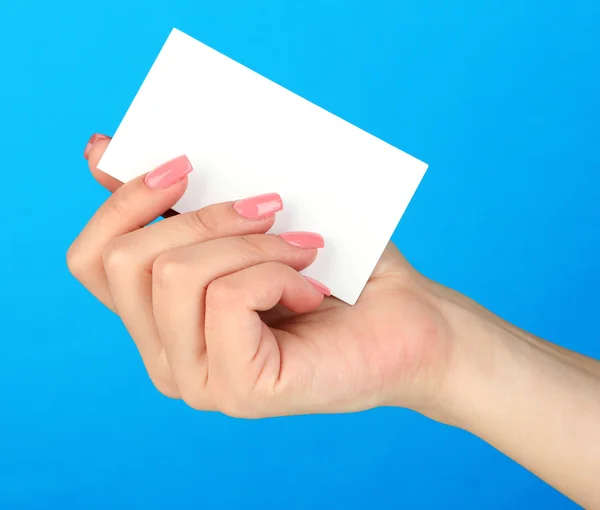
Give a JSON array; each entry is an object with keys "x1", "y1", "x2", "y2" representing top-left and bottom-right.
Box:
[{"x1": 439, "y1": 296, "x2": 600, "y2": 507}]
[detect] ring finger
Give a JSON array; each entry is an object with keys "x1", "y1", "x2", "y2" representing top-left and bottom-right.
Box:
[{"x1": 150, "y1": 232, "x2": 325, "y2": 409}]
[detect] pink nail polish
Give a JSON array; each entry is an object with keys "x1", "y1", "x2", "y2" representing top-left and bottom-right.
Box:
[
  {"x1": 279, "y1": 232, "x2": 324, "y2": 249},
  {"x1": 233, "y1": 193, "x2": 283, "y2": 219},
  {"x1": 305, "y1": 276, "x2": 331, "y2": 296},
  {"x1": 144, "y1": 155, "x2": 194, "y2": 189},
  {"x1": 84, "y1": 133, "x2": 110, "y2": 160}
]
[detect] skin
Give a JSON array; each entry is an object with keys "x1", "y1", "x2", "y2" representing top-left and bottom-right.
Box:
[{"x1": 69, "y1": 137, "x2": 600, "y2": 508}]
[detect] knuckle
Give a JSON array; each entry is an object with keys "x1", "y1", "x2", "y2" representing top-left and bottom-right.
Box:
[
  {"x1": 66, "y1": 243, "x2": 86, "y2": 280},
  {"x1": 178, "y1": 372, "x2": 210, "y2": 411},
  {"x1": 237, "y1": 234, "x2": 269, "y2": 257},
  {"x1": 152, "y1": 253, "x2": 188, "y2": 286},
  {"x1": 147, "y1": 354, "x2": 182, "y2": 400},
  {"x1": 215, "y1": 393, "x2": 251, "y2": 419},
  {"x1": 102, "y1": 239, "x2": 133, "y2": 274},
  {"x1": 105, "y1": 191, "x2": 130, "y2": 218},
  {"x1": 150, "y1": 373, "x2": 180, "y2": 400},
  {"x1": 260, "y1": 260, "x2": 287, "y2": 275},
  {"x1": 180, "y1": 386, "x2": 208, "y2": 411},
  {"x1": 187, "y1": 206, "x2": 219, "y2": 237},
  {"x1": 218, "y1": 398, "x2": 264, "y2": 419},
  {"x1": 211, "y1": 379, "x2": 265, "y2": 419},
  {"x1": 205, "y1": 278, "x2": 239, "y2": 310},
  {"x1": 145, "y1": 361, "x2": 180, "y2": 399}
]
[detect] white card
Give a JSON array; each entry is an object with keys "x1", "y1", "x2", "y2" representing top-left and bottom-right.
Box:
[{"x1": 99, "y1": 28, "x2": 428, "y2": 305}]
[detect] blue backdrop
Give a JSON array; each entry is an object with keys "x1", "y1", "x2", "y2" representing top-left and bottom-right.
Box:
[{"x1": 0, "y1": 0, "x2": 598, "y2": 508}]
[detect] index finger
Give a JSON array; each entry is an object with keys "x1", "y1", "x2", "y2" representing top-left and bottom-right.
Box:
[
  {"x1": 85, "y1": 133, "x2": 178, "y2": 218},
  {"x1": 67, "y1": 154, "x2": 192, "y2": 309}
]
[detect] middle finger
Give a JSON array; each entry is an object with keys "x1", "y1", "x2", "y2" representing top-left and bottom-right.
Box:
[{"x1": 103, "y1": 194, "x2": 283, "y2": 396}]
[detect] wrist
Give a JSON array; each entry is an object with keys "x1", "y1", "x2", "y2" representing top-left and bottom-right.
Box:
[
  {"x1": 423, "y1": 286, "x2": 600, "y2": 507},
  {"x1": 423, "y1": 281, "x2": 600, "y2": 434},
  {"x1": 408, "y1": 282, "x2": 529, "y2": 428},
  {"x1": 397, "y1": 276, "x2": 600, "y2": 508}
]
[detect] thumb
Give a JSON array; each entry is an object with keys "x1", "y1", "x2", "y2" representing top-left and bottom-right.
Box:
[
  {"x1": 84, "y1": 133, "x2": 122, "y2": 192},
  {"x1": 83, "y1": 133, "x2": 180, "y2": 219}
]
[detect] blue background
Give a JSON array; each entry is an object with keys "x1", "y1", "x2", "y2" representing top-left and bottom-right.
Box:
[{"x1": 0, "y1": 0, "x2": 598, "y2": 508}]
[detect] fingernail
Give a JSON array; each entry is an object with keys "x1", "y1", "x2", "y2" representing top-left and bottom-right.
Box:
[
  {"x1": 144, "y1": 155, "x2": 194, "y2": 189},
  {"x1": 84, "y1": 133, "x2": 110, "y2": 160},
  {"x1": 233, "y1": 193, "x2": 283, "y2": 220},
  {"x1": 305, "y1": 276, "x2": 331, "y2": 296},
  {"x1": 279, "y1": 232, "x2": 324, "y2": 249}
]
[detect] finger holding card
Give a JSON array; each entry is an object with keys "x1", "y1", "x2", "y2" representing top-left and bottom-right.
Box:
[{"x1": 67, "y1": 156, "x2": 191, "y2": 310}]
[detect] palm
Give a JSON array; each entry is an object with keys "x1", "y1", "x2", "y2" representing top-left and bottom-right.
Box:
[{"x1": 260, "y1": 243, "x2": 453, "y2": 414}]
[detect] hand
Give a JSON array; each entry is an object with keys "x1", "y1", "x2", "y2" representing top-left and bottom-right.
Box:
[
  {"x1": 69, "y1": 136, "x2": 455, "y2": 417},
  {"x1": 71, "y1": 135, "x2": 600, "y2": 506}
]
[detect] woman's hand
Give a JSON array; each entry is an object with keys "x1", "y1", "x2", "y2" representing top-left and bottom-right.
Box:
[
  {"x1": 69, "y1": 137, "x2": 455, "y2": 417},
  {"x1": 72, "y1": 135, "x2": 600, "y2": 506}
]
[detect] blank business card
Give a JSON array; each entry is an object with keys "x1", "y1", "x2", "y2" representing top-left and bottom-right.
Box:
[{"x1": 98, "y1": 28, "x2": 428, "y2": 305}]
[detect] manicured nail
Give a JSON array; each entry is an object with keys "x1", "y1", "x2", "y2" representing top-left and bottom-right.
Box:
[
  {"x1": 84, "y1": 133, "x2": 110, "y2": 160},
  {"x1": 233, "y1": 193, "x2": 283, "y2": 219},
  {"x1": 144, "y1": 155, "x2": 193, "y2": 189},
  {"x1": 305, "y1": 276, "x2": 331, "y2": 296},
  {"x1": 279, "y1": 232, "x2": 324, "y2": 249}
]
